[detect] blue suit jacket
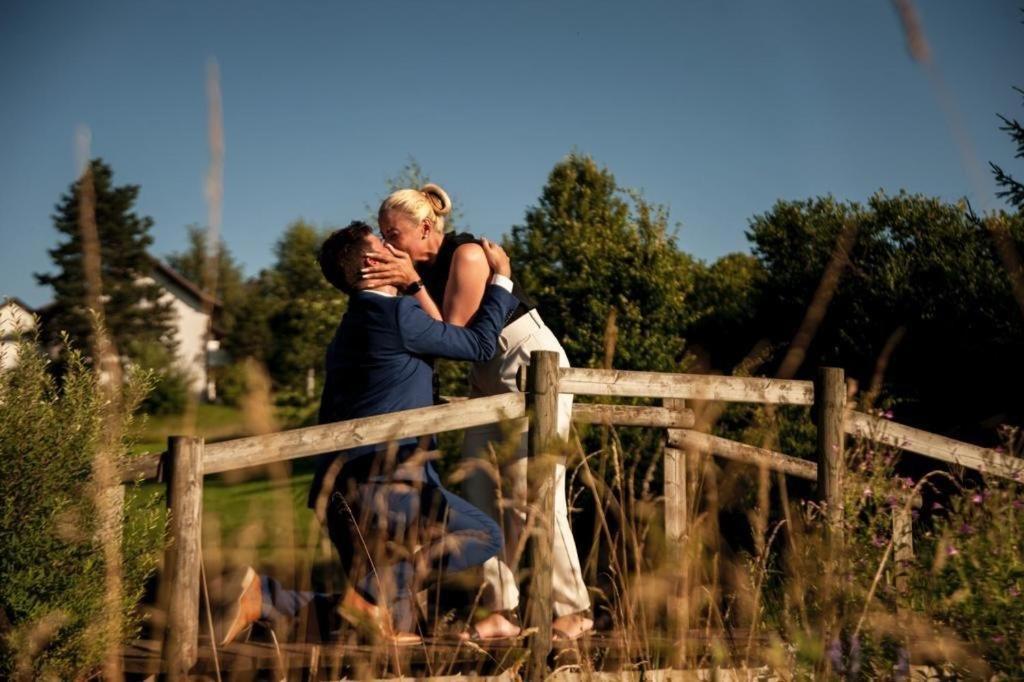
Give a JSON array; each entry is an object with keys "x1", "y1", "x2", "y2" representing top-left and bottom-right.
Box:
[{"x1": 308, "y1": 283, "x2": 518, "y2": 506}]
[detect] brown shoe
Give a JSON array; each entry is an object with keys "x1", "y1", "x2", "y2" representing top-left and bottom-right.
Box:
[
  {"x1": 338, "y1": 588, "x2": 422, "y2": 646},
  {"x1": 218, "y1": 566, "x2": 261, "y2": 646}
]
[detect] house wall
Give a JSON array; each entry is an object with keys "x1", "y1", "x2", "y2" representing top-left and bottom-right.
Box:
[
  {"x1": 144, "y1": 275, "x2": 211, "y2": 396},
  {"x1": 0, "y1": 302, "x2": 36, "y2": 371}
]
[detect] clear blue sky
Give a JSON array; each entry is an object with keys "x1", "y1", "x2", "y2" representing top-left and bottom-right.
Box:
[{"x1": 1, "y1": 1, "x2": 1021, "y2": 307}]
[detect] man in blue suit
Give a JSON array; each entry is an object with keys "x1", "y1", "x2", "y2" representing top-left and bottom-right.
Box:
[{"x1": 221, "y1": 221, "x2": 519, "y2": 645}]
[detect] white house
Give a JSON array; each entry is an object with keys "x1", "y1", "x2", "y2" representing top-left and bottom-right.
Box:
[
  {"x1": 146, "y1": 257, "x2": 227, "y2": 399},
  {"x1": 7, "y1": 260, "x2": 227, "y2": 400},
  {"x1": 0, "y1": 297, "x2": 37, "y2": 371}
]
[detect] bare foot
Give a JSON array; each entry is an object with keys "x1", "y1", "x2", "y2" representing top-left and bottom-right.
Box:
[
  {"x1": 220, "y1": 567, "x2": 261, "y2": 646},
  {"x1": 551, "y1": 612, "x2": 594, "y2": 641},
  {"x1": 460, "y1": 612, "x2": 521, "y2": 641}
]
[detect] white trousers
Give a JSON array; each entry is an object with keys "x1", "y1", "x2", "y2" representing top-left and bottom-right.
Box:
[{"x1": 461, "y1": 309, "x2": 590, "y2": 618}]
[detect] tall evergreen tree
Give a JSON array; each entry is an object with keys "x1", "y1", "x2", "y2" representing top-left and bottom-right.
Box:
[
  {"x1": 990, "y1": 78, "x2": 1024, "y2": 209},
  {"x1": 35, "y1": 159, "x2": 175, "y2": 362}
]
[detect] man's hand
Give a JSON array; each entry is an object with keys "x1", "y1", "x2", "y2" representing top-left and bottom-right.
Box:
[
  {"x1": 360, "y1": 244, "x2": 420, "y2": 288},
  {"x1": 480, "y1": 238, "x2": 511, "y2": 278}
]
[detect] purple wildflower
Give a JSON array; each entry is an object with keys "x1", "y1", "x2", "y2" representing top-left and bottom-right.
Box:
[
  {"x1": 883, "y1": 409, "x2": 894, "y2": 419},
  {"x1": 947, "y1": 544, "x2": 959, "y2": 557},
  {"x1": 1013, "y1": 499, "x2": 1023, "y2": 510},
  {"x1": 827, "y1": 638, "x2": 844, "y2": 674},
  {"x1": 1009, "y1": 586, "x2": 1021, "y2": 598},
  {"x1": 895, "y1": 647, "x2": 910, "y2": 679},
  {"x1": 872, "y1": 535, "x2": 887, "y2": 548},
  {"x1": 958, "y1": 523, "x2": 974, "y2": 536},
  {"x1": 971, "y1": 493, "x2": 984, "y2": 504}
]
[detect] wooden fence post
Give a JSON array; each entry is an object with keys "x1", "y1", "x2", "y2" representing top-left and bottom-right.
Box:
[
  {"x1": 663, "y1": 398, "x2": 689, "y2": 667},
  {"x1": 892, "y1": 495, "x2": 916, "y2": 606},
  {"x1": 525, "y1": 350, "x2": 560, "y2": 679},
  {"x1": 815, "y1": 368, "x2": 846, "y2": 544},
  {"x1": 162, "y1": 435, "x2": 204, "y2": 679},
  {"x1": 663, "y1": 398, "x2": 688, "y2": 547}
]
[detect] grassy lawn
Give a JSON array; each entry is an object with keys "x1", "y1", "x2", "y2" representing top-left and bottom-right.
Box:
[
  {"x1": 129, "y1": 403, "x2": 325, "y2": 563},
  {"x1": 130, "y1": 403, "x2": 257, "y2": 455}
]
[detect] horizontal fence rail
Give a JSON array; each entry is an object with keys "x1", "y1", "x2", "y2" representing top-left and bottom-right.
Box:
[
  {"x1": 668, "y1": 430, "x2": 817, "y2": 480},
  {"x1": 573, "y1": 402, "x2": 695, "y2": 428},
  {"x1": 128, "y1": 354, "x2": 1022, "y2": 677},
  {"x1": 121, "y1": 393, "x2": 527, "y2": 482},
  {"x1": 557, "y1": 368, "x2": 815, "y2": 405},
  {"x1": 203, "y1": 393, "x2": 525, "y2": 475},
  {"x1": 847, "y1": 410, "x2": 1023, "y2": 481}
]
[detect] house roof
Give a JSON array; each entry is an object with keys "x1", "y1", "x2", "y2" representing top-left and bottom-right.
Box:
[
  {"x1": 0, "y1": 297, "x2": 36, "y2": 315},
  {"x1": 147, "y1": 256, "x2": 222, "y2": 310}
]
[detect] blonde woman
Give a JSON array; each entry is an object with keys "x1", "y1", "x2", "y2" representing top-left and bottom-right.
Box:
[{"x1": 361, "y1": 184, "x2": 593, "y2": 642}]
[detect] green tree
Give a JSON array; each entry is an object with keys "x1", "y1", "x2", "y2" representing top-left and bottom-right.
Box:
[
  {"x1": 165, "y1": 224, "x2": 247, "y2": 340},
  {"x1": 225, "y1": 270, "x2": 277, "y2": 366},
  {"x1": 369, "y1": 156, "x2": 464, "y2": 232},
  {"x1": 990, "y1": 83, "x2": 1024, "y2": 210},
  {"x1": 264, "y1": 220, "x2": 346, "y2": 393},
  {"x1": 687, "y1": 252, "x2": 767, "y2": 371},
  {"x1": 744, "y1": 192, "x2": 1024, "y2": 437},
  {"x1": 34, "y1": 159, "x2": 175, "y2": 363},
  {"x1": 506, "y1": 153, "x2": 698, "y2": 372}
]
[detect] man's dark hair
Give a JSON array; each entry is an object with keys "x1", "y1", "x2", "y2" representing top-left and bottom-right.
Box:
[{"x1": 318, "y1": 221, "x2": 373, "y2": 294}]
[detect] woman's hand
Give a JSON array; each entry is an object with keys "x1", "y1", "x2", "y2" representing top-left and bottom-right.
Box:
[
  {"x1": 360, "y1": 243, "x2": 420, "y2": 289},
  {"x1": 479, "y1": 238, "x2": 511, "y2": 278}
]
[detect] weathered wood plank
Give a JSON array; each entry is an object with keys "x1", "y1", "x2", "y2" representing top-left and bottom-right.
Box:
[
  {"x1": 816, "y1": 368, "x2": 846, "y2": 538},
  {"x1": 121, "y1": 451, "x2": 162, "y2": 482},
  {"x1": 667, "y1": 430, "x2": 817, "y2": 480},
  {"x1": 162, "y1": 436, "x2": 204, "y2": 678},
  {"x1": 846, "y1": 411, "x2": 1024, "y2": 481},
  {"x1": 663, "y1": 398, "x2": 689, "y2": 669},
  {"x1": 526, "y1": 351, "x2": 559, "y2": 679},
  {"x1": 201, "y1": 393, "x2": 526, "y2": 475},
  {"x1": 573, "y1": 403, "x2": 695, "y2": 428},
  {"x1": 558, "y1": 368, "x2": 814, "y2": 405},
  {"x1": 892, "y1": 502, "x2": 914, "y2": 602}
]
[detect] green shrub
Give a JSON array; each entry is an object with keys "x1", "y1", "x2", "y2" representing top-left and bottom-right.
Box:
[
  {"x1": 129, "y1": 340, "x2": 190, "y2": 415},
  {"x1": 211, "y1": 361, "x2": 248, "y2": 407},
  {"x1": 0, "y1": 337, "x2": 163, "y2": 679},
  {"x1": 917, "y1": 436, "x2": 1024, "y2": 677}
]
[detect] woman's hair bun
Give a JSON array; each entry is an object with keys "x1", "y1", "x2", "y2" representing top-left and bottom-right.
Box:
[{"x1": 420, "y1": 183, "x2": 452, "y2": 216}]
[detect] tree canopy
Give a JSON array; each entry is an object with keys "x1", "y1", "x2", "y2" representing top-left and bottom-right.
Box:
[
  {"x1": 35, "y1": 159, "x2": 175, "y2": 363},
  {"x1": 506, "y1": 152, "x2": 699, "y2": 372}
]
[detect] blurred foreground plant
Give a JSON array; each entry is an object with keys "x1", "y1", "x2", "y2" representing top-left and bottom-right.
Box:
[{"x1": 0, "y1": 335, "x2": 163, "y2": 679}]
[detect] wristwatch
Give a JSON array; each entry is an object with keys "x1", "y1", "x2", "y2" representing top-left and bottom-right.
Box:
[{"x1": 405, "y1": 279, "x2": 425, "y2": 296}]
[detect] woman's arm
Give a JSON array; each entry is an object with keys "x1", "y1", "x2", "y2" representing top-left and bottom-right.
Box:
[
  {"x1": 360, "y1": 244, "x2": 444, "y2": 321},
  {"x1": 443, "y1": 243, "x2": 490, "y2": 326}
]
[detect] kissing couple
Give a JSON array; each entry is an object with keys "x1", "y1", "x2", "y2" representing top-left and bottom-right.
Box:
[{"x1": 220, "y1": 184, "x2": 593, "y2": 646}]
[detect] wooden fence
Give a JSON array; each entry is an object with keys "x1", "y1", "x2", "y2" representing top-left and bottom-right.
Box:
[{"x1": 119, "y1": 351, "x2": 1023, "y2": 678}]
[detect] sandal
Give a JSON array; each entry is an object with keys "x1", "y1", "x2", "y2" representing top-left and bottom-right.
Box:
[
  {"x1": 459, "y1": 610, "x2": 523, "y2": 644},
  {"x1": 551, "y1": 610, "x2": 594, "y2": 643}
]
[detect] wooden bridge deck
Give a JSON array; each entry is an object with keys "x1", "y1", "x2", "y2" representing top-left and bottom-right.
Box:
[{"x1": 122, "y1": 629, "x2": 765, "y2": 679}]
